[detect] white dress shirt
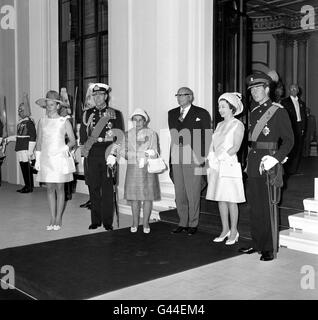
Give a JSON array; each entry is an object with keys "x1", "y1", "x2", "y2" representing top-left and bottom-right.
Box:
[
  {"x1": 180, "y1": 104, "x2": 191, "y2": 119},
  {"x1": 290, "y1": 96, "x2": 302, "y2": 122}
]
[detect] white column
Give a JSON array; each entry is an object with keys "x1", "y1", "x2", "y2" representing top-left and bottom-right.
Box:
[
  {"x1": 29, "y1": 0, "x2": 59, "y2": 127},
  {"x1": 109, "y1": 0, "x2": 214, "y2": 205}
]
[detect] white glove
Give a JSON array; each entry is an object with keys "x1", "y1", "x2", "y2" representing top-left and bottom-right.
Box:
[
  {"x1": 107, "y1": 154, "x2": 117, "y2": 167},
  {"x1": 28, "y1": 142, "x2": 36, "y2": 160},
  {"x1": 259, "y1": 155, "x2": 279, "y2": 174},
  {"x1": 35, "y1": 151, "x2": 41, "y2": 171},
  {"x1": 281, "y1": 157, "x2": 288, "y2": 164},
  {"x1": 6, "y1": 135, "x2": 16, "y2": 143},
  {"x1": 145, "y1": 149, "x2": 156, "y2": 157}
]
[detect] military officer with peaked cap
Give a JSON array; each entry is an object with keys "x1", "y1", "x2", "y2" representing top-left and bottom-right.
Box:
[
  {"x1": 239, "y1": 71, "x2": 294, "y2": 261},
  {"x1": 80, "y1": 83, "x2": 124, "y2": 231}
]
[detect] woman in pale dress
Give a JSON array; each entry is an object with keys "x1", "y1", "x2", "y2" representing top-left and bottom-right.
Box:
[
  {"x1": 107, "y1": 108, "x2": 161, "y2": 234},
  {"x1": 206, "y1": 92, "x2": 245, "y2": 245},
  {"x1": 35, "y1": 91, "x2": 76, "y2": 231}
]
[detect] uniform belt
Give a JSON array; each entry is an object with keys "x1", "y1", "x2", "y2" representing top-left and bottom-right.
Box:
[{"x1": 251, "y1": 142, "x2": 278, "y2": 150}]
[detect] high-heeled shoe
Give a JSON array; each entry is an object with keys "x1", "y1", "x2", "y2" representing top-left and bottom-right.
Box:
[
  {"x1": 225, "y1": 232, "x2": 239, "y2": 245},
  {"x1": 213, "y1": 231, "x2": 230, "y2": 242},
  {"x1": 46, "y1": 225, "x2": 54, "y2": 231},
  {"x1": 53, "y1": 225, "x2": 61, "y2": 231},
  {"x1": 130, "y1": 226, "x2": 138, "y2": 233},
  {"x1": 143, "y1": 227, "x2": 150, "y2": 234}
]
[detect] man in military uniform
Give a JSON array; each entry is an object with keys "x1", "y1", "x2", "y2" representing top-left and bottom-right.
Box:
[
  {"x1": 80, "y1": 83, "x2": 124, "y2": 230},
  {"x1": 239, "y1": 71, "x2": 294, "y2": 261},
  {"x1": 6, "y1": 93, "x2": 36, "y2": 193}
]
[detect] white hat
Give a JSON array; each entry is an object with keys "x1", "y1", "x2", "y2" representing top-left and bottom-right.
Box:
[
  {"x1": 130, "y1": 108, "x2": 149, "y2": 122},
  {"x1": 91, "y1": 83, "x2": 110, "y2": 95},
  {"x1": 218, "y1": 92, "x2": 244, "y2": 116}
]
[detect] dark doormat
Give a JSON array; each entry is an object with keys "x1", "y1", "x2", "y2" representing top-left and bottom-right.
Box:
[{"x1": 0, "y1": 222, "x2": 246, "y2": 300}]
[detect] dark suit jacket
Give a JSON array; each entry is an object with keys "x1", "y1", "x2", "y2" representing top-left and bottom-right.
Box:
[
  {"x1": 281, "y1": 96, "x2": 307, "y2": 134},
  {"x1": 168, "y1": 105, "x2": 212, "y2": 166}
]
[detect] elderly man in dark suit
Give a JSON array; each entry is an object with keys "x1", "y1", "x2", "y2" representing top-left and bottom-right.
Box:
[
  {"x1": 281, "y1": 84, "x2": 307, "y2": 175},
  {"x1": 168, "y1": 87, "x2": 212, "y2": 235}
]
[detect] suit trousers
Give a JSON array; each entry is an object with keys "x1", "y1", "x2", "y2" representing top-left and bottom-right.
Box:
[
  {"x1": 87, "y1": 155, "x2": 114, "y2": 228},
  {"x1": 172, "y1": 163, "x2": 202, "y2": 228},
  {"x1": 287, "y1": 123, "x2": 303, "y2": 174},
  {"x1": 246, "y1": 177, "x2": 274, "y2": 252}
]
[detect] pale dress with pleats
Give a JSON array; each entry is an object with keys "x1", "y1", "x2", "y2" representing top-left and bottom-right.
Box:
[
  {"x1": 206, "y1": 118, "x2": 246, "y2": 203},
  {"x1": 36, "y1": 117, "x2": 73, "y2": 183}
]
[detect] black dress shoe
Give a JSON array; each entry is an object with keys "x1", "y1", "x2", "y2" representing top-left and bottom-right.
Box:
[
  {"x1": 88, "y1": 224, "x2": 101, "y2": 230},
  {"x1": 171, "y1": 226, "x2": 188, "y2": 234},
  {"x1": 187, "y1": 227, "x2": 197, "y2": 236},
  {"x1": 260, "y1": 251, "x2": 274, "y2": 261},
  {"x1": 104, "y1": 225, "x2": 113, "y2": 231},
  {"x1": 238, "y1": 247, "x2": 257, "y2": 254},
  {"x1": 19, "y1": 187, "x2": 33, "y2": 194},
  {"x1": 80, "y1": 200, "x2": 91, "y2": 208}
]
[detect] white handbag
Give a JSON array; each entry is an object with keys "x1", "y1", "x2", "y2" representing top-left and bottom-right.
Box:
[
  {"x1": 61, "y1": 151, "x2": 76, "y2": 174},
  {"x1": 147, "y1": 152, "x2": 167, "y2": 174},
  {"x1": 219, "y1": 161, "x2": 242, "y2": 178}
]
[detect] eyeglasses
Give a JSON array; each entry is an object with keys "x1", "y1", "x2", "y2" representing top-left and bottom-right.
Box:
[{"x1": 175, "y1": 93, "x2": 191, "y2": 97}]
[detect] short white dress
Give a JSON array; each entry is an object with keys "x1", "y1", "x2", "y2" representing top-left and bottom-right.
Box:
[
  {"x1": 206, "y1": 118, "x2": 246, "y2": 203},
  {"x1": 36, "y1": 117, "x2": 73, "y2": 183}
]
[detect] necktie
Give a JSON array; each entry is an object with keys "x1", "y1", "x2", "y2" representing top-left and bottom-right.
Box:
[{"x1": 178, "y1": 108, "x2": 185, "y2": 123}]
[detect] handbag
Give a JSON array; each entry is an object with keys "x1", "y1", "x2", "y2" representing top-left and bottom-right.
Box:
[
  {"x1": 61, "y1": 151, "x2": 76, "y2": 174},
  {"x1": 147, "y1": 152, "x2": 167, "y2": 174},
  {"x1": 219, "y1": 161, "x2": 242, "y2": 178}
]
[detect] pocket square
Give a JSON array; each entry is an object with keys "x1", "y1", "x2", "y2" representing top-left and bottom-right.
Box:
[{"x1": 196, "y1": 118, "x2": 201, "y2": 122}]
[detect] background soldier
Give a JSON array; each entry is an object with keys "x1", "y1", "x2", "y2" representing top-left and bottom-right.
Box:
[
  {"x1": 6, "y1": 93, "x2": 36, "y2": 193},
  {"x1": 239, "y1": 71, "x2": 294, "y2": 261},
  {"x1": 80, "y1": 83, "x2": 124, "y2": 231}
]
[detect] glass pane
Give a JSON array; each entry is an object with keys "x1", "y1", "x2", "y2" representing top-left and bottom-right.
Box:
[
  {"x1": 67, "y1": 41, "x2": 80, "y2": 80},
  {"x1": 101, "y1": 35, "x2": 108, "y2": 75},
  {"x1": 61, "y1": 1, "x2": 71, "y2": 42},
  {"x1": 100, "y1": 76, "x2": 109, "y2": 87},
  {"x1": 70, "y1": 0, "x2": 80, "y2": 39},
  {"x1": 83, "y1": 37, "x2": 97, "y2": 77},
  {"x1": 83, "y1": 0, "x2": 96, "y2": 35},
  {"x1": 98, "y1": 0, "x2": 108, "y2": 32}
]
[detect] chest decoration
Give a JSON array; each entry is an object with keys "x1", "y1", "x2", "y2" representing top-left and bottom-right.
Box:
[
  {"x1": 262, "y1": 125, "x2": 270, "y2": 136},
  {"x1": 106, "y1": 122, "x2": 113, "y2": 137}
]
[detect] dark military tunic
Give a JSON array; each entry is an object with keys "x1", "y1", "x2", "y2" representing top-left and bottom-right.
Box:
[
  {"x1": 80, "y1": 105, "x2": 124, "y2": 228},
  {"x1": 15, "y1": 117, "x2": 36, "y2": 152},
  {"x1": 247, "y1": 99, "x2": 294, "y2": 252}
]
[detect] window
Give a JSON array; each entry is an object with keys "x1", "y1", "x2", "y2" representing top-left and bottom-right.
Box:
[{"x1": 59, "y1": 0, "x2": 108, "y2": 123}]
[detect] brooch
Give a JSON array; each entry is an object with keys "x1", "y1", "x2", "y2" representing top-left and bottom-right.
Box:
[
  {"x1": 263, "y1": 125, "x2": 270, "y2": 136},
  {"x1": 106, "y1": 122, "x2": 113, "y2": 136}
]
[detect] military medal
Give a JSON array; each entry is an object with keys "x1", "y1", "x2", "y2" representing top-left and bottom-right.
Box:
[
  {"x1": 107, "y1": 122, "x2": 113, "y2": 137},
  {"x1": 263, "y1": 125, "x2": 270, "y2": 136}
]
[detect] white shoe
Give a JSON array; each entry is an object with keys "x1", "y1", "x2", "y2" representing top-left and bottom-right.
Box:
[
  {"x1": 143, "y1": 227, "x2": 150, "y2": 234},
  {"x1": 213, "y1": 231, "x2": 230, "y2": 242},
  {"x1": 130, "y1": 226, "x2": 138, "y2": 233},
  {"x1": 46, "y1": 225, "x2": 54, "y2": 231},
  {"x1": 225, "y1": 232, "x2": 239, "y2": 245},
  {"x1": 53, "y1": 225, "x2": 61, "y2": 231}
]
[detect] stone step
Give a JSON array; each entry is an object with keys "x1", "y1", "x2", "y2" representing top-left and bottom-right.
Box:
[
  {"x1": 303, "y1": 198, "x2": 318, "y2": 213},
  {"x1": 288, "y1": 211, "x2": 318, "y2": 234},
  {"x1": 279, "y1": 229, "x2": 318, "y2": 255}
]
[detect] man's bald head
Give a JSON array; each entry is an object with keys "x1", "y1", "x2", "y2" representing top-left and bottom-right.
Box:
[{"x1": 176, "y1": 87, "x2": 194, "y2": 107}]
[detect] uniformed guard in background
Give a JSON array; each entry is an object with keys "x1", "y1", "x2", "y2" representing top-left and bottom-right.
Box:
[
  {"x1": 6, "y1": 93, "x2": 36, "y2": 193},
  {"x1": 239, "y1": 71, "x2": 294, "y2": 261},
  {"x1": 79, "y1": 83, "x2": 124, "y2": 231}
]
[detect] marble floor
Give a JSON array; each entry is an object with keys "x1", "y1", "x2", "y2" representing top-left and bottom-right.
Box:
[{"x1": 0, "y1": 182, "x2": 318, "y2": 300}]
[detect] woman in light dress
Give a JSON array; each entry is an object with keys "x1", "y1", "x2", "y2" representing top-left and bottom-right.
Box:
[
  {"x1": 35, "y1": 91, "x2": 76, "y2": 231},
  {"x1": 107, "y1": 108, "x2": 161, "y2": 234},
  {"x1": 206, "y1": 92, "x2": 245, "y2": 245}
]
